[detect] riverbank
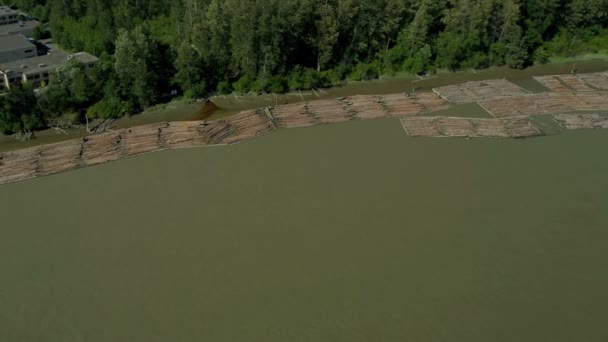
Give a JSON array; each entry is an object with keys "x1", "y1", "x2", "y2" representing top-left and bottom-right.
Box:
[
  {"x1": 1, "y1": 59, "x2": 607, "y2": 153},
  {"x1": 2, "y1": 72, "x2": 608, "y2": 185},
  {"x1": 206, "y1": 58, "x2": 608, "y2": 119}
]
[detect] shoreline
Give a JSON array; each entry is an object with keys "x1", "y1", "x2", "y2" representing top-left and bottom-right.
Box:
[
  {"x1": 1, "y1": 72, "x2": 608, "y2": 185},
  {"x1": 2, "y1": 59, "x2": 608, "y2": 153}
]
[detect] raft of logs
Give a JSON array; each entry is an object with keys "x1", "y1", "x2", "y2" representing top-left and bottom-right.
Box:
[
  {"x1": 433, "y1": 79, "x2": 529, "y2": 104},
  {"x1": 0, "y1": 110, "x2": 276, "y2": 184},
  {"x1": 0, "y1": 93, "x2": 448, "y2": 185},
  {"x1": 553, "y1": 113, "x2": 608, "y2": 130},
  {"x1": 270, "y1": 92, "x2": 449, "y2": 128},
  {"x1": 400, "y1": 116, "x2": 542, "y2": 138},
  {"x1": 534, "y1": 73, "x2": 608, "y2": 92},
  {"x1": 479, "y1": 92, "x2": 608, "y2": 117},
  {"x1": 533, "y1": 76, "x2": 573, "y2": 92},
  {"x1": 534, "y1": 75, "x2": 595, "y2": 92},
  {"x1": 577, "y1": 73, "x2": 608, "y2": 90}
]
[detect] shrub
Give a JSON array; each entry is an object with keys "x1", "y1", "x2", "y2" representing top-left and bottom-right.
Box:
[
  {"x1": 87, "y1": 98, "x2": 126, "y2": 119},
  {"x1": 348, "y1": 63, "x2": 379, "y2": 81},
  {"x1": 233, "y1": 74, "x2": 255, "y2": 94},
  {"x1": 217, "y1": 81, "x2": 232, "y2": 94}
]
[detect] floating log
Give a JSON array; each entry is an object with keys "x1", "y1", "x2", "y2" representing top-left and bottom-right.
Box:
[
  {"x1": 400, "y1": 116, "x2": 542, "y2": 138},
  {"x1": 221, "y1": 110, "x2": 275, "y2": 144},
  {"x1": 480, "y1": 92, "x2": 608, "y2": 117},
  {"x1": 533, "y1": 76, "x2": 572, "y2": 92},
  {"x1": 433, "y1": 79, "x2": 529, "y2": 104},
  {"x1": 577, "y1": 73, "x2": 608, "y2": 90},
  {"x1": 272, "y1": 92, "x2": 448, "y2": 127},
  {"x1": 553, "y1": 113, "x2": 608, "y2": 130},
  {"x1": 0, "y1": 110, "x2": 277, "y2": 184},
  {"x1": 558, "y1": 75, "x2": 594, "y2": 91},
  {"x1": 534, "y1": 75, "x2": 595, "y2": 92}
]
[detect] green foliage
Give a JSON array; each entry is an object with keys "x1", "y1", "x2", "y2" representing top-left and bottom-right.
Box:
[
  {"x1": 114, "y1": 25, "x2": 158, "y2": 109},
  {"x1": 434, "y1": 32, "x2": 463, "y2": 70},
  {"x1": 322, "y1": 65, "x2": 347, "y2": 87},
  {"x1": 348, "y1": 63, "x2": 379, "y2": 81},
  {"x1": 43, "y1": 65, "x2": 87, "y2": 113},
  {"x1": 3, "y1": 0, "x2": 607, "y2": 135},
  {"x1": 256, "y1": 76, "x2": 287, "y2": 94},
  {"x1": 216, "y1": 81, "x2": 233, "y2": 95},
  {"x1": 0, "y1": 84, "x2": 45, "y2": 134},
  {"x1": 174, "y1": 42, "x2": 206, "y2": 98},
  {"x1": 86, "y1": 96, "x2": 125, "y2": 119},
  {"x1": 39, "y1": 0, "x2": 608, "y2": 89},
  {"x1": 32, "y1": 25, "x2": 48, "y2": 40},
  {"x1": 403, "y1": 44, "x2": 433, "y2": 75},
  {"x1": 533, "y1": 47, "x2": 551, "y2": 64},
  {"x1": 588, "y1": 31, "x2": 608, "y2": 53},
  {"x1": 147, "y1": 16, "x2": 178, "y2": 46},
  {"x1": 233, "y1": 74, "x2": 255, "y2": 94}
]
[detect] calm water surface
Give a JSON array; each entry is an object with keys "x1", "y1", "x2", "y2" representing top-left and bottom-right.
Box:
[{"x1": 1, "y1": 118, "x2": 608, "y2": 341}]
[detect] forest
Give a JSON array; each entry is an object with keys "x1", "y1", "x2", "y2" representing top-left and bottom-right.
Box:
[{"x1": 1, "y1": 0, "x2": 607, "y2": 135}]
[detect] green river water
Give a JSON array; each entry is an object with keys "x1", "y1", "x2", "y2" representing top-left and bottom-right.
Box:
[{"x1": 1, "y1": 118, "x2": 608, "y2": 341}]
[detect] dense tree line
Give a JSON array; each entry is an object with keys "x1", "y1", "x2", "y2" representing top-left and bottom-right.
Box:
[{"x1": 1, "y1": 0, "x2": 607, "y2": 135}]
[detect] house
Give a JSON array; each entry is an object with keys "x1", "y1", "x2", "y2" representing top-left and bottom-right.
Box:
[
  {"x1": 0, "y1": 34, "x2": 36, "y2": 63},
  {"x1": 0, "y1": 48, "x2": 98, "y2": 89}
]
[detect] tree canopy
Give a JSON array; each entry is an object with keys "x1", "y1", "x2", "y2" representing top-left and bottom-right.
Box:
[{"x1": 1, "y1": 0, "x2": 606, "y2": 134}]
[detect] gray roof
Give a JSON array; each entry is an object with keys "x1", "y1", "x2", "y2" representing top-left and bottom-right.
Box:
[
  {"x1": 0, "y1": 50, "x2": 98, "y2": 75},
  {"x1": 0, "y1": 6, "x2": 18, "y2": 16},
  {"x1": 0, "y1": 34, "x2": 35, "y2": 52},
  {"x1": 0, "y1": 20, "x2": 38, "y2": 36}
]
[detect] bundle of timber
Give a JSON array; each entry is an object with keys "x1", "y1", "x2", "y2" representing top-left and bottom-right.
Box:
[
  {"x1": 163, "y1": 121, "x2": 207, "y2": 149},
  {"x1": 82, "y1": 130, "x2": 127, "y2": 166},
  {"x1": 380, "y1": 93, "x2": 423, "y2": 116},
  {"x1": 342, "y1": 96, "x2": 385, "y2": 120},
  {"x1": 197, "y1": 120, "x2": 235, "y2": 145},
  {"x1": 123, "y1": 123, "x2": 169, "y2": 156},
  {"x1": 534, "y1": 75, "x2": 595, "y2": 92},
  {"x1": 577, "y1": 73, "x2": 608, "y2": 90},
  {"x1": 400, "y1": 116, "x2": 541, "y2": 138},
  {"x1": 272, "y1": 92, "x2": 448, "y2": 126},
  {"x1": 570, "y1": 92, "x2": 608, "y2": 109},
  {"x1": 37, "y1": 139, "x2": 84, "y2": 176},
  {"x1": 480, "y1": 92, "x2": 608, "y2": 117},
  {"x1": 272, "y1": 102, "x2": 318, "y2": 128},
  {"x1": 379, "y1": 92, "x2": 448, "y2": 116},
  {"x1": 533, "y1": 76, "x2": 572, "y2": 92},
  {"x1": 433, "y1": 79, "x2": 528, "y2": 103},
  {"x1": 413, "y1": 92, "x2": 450, "y2": 112},
  {"x1": 553, "y1": 113, "x2": 608, "y2": 129},
  {"x1": 0, "y1": 147, "x2": 40, "y2": 183},
  {"x1": 307, "y1": 99, "x2": 353, "y2": 124},
  {"x1": 558, "y1": 75, "x2": 595, "y2": 91},
  {"x1": 221, "y1": 110, "x2": 275, "y2": 144}
]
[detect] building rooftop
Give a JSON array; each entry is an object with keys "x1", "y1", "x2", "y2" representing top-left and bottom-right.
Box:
[
  {"x1": 0, "y1": 50, "x2": 98, "y2": 75},
  {"x1": 0, "y1": 34, "x2": 35, "y2": 52},
  {"x1": 0, "y1": 20, "x2": 38, "y2": 36},
  {"x1": 0, "y1": 6, "x2": 18, "y2": 16}
]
